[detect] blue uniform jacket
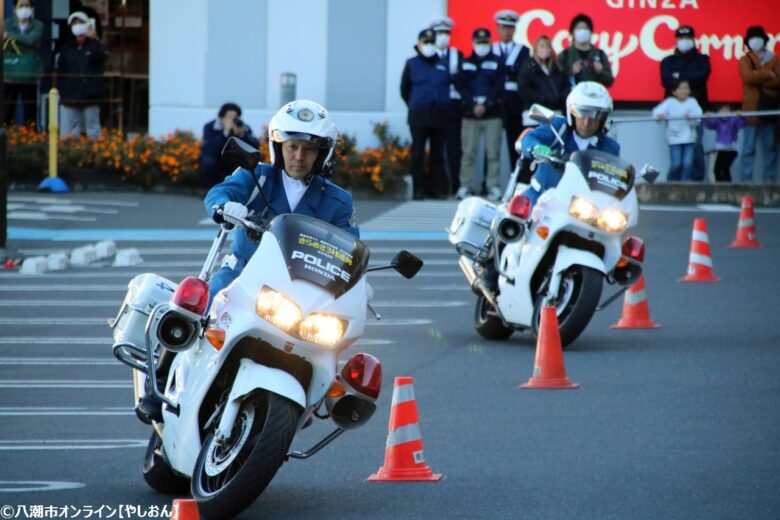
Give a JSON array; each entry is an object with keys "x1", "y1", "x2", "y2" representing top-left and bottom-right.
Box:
[
  {"x1": 521, "y1": 116, "x2": 620, "y2": 207},
  {"x1": 204, "y1": 164, "x2": 358, "y2": 267}
]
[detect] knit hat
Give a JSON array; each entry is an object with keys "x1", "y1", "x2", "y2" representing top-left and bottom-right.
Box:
[
  {"x1": 675, "y1": 25, "x2": 695, "y2": 38},
  {"x1": 745, "y1": 26, "x2": 769, "y2": 43}
]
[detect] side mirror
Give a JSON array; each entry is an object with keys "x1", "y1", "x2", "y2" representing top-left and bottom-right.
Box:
[
  {"x1": 528, "y1": 104, "x2": 556, "y2": 125},
  {"x1": 391, "y1": 250, "x2": 423, "y2": 279},
  {"x1": 639, "y1": 164, "x2": 661, "y2": 184},
  {"x1": 221, "y1": 136, "x2": 263, "y2": 172}
]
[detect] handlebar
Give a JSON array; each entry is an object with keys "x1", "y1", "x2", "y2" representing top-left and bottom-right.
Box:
[
  {"x1": 214, "y1": 207, "x2": 266, "y2": 233},
  {"x1": 532, "y1": 151, "x2": 566, "y2": 166}
]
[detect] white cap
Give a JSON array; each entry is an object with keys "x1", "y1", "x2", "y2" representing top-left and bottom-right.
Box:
[
  {"x1": 67, "y1": 11, "x2": 89, "y2": 24},
  {"x1": 494, "y1": 10, "x2": 519, "y2": 26},
  {"x1": 430, "y1": 17, "x2": 454, "y2": 32}
]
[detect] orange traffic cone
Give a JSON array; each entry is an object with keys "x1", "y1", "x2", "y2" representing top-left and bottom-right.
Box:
[
  {"x1": 171, "y1": 499, "x2": 199, "y2": 520},
  {"x1": 679, "y1": 218, "x2": 720, "y2": 282},
  {"x1": 610, "y1": 275, "x2": 661, "y2": 329},
  {"x1": 368, "y1": 376, "x2": 442, "y2": 482},
  {"x1": 730, "y1": 197, "x2": 762, "y2": 248},
  {"x1": 520, "y1": 305, "x2": 579, "y2": 389}
]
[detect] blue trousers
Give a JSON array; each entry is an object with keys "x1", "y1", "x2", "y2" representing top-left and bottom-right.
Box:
[
  {"x1": 740, "y1": 123, "x2": 777, "y2": 182},
  {"x1": 668, "y1": 143, "x2": 695, "y2": 181}
]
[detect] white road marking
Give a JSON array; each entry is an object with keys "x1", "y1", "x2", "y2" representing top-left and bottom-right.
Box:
[
  {"x1": 0, "y1": 407, "x2": 130, "y2": 416},
  {"x1": 0, "y1": 337, "x2": 109, "y2": 345},
  {"x1": 9, "y1": 195, "x2": 139, "y2": 207},
  {"x1": 373, "y1": 300, "x2": 467, "y2": 308},
  {"x1": 365, "y1": 319, "x2": 433, "y2": 326},
  {"x1": 0, "y1": 285, "x2": 126, "y2": 291},
  {"x1": 7, "y1": 211, "x2": 97, "y2": 222},
  {"x1": 0, "y1": 380, "x2": 132, "y2": 388},
  {"x1": 0, "y1": 440, "x2": 145, "y2": 451},
  {"x1": 0, "y1": 357, "x2": 117, "y2": 366},
  {"x1": 0, "y1": 481, "x2": 86, "y2": 492},
  {"x1": 39, "y1": 204, "x2": 119, "y2": 215}
]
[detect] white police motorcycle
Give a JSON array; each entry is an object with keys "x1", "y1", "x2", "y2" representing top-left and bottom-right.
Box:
[
  {"x1": 448, "y1": 105, "x2": 657, "y2": 347},
  {"x1": 109, "y1": 139, "x2": 423, "y2": 519}
]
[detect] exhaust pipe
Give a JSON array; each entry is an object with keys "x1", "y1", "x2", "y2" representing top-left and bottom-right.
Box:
[{"x1": 458, "y1": 256, "x2": 500, "y2": 312}]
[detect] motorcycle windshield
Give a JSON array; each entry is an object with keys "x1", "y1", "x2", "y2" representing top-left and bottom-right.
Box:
[
  {"x1": 571, "y1": 150, "x2": 635, "y2": 200},
  {"x1": 266, "y1": 214, "x2": 369, "y2": 297}
]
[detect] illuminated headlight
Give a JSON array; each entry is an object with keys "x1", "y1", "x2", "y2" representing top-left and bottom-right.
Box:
[
  {"x1": 597, "y1": 208, "x2": 628, "y2": 233},
  {"x1": 569, "y1": 197, "x2": 598, "y2": 224},
  {"x1": 299, "y1": 314, "x2": 346, "y2": 347},
  {"x1": 256, "y1": 287, "x2": 302, "y2": 331}
]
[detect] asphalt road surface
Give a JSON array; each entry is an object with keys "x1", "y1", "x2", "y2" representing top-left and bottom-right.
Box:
[{"x1": 1, "y1": 192, "x2": 779, "y2": 520}]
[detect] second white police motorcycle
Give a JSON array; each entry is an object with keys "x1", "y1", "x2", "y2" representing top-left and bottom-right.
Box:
[
  {"x1": 109, "y1": 138, "x2": 423, "y2": 519},
  {"x1": 448, "y1": 105, "x2": 658, "y2": 347}
]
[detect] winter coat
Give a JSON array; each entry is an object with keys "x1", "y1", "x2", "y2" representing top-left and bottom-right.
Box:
[
  {"x1": 738, "y1": 50, "x2": 780, "y2": 125},
  {"x1": 557, "y1": 45, "x2": 614, "y2": 87},
  {"x1": 660, "y1": 50, "x2": 711, "y2": 108},
  {"x1": 517, "y1": 59, "x2": 570, "y2": 113},
  {"x1": 400, "y1": 48, "x2": 451, "y2": 127},
  {"x1": 55, "y1": 37, "x2": 108, "y2": 105},
  {"x1": 455, "y1": 51, "x2": 506, "y2": 119}
]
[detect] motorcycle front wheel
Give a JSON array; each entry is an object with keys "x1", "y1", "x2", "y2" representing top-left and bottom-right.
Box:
[
  {"x1": 532, "y1": 266, "x2": 603, "y2": 348},
  {"x1": 191, "y1": 390, "x2": 301, "y2": 520},
  {"x1": 474, "y1": 295, "x2": 514, "y2": 340}
]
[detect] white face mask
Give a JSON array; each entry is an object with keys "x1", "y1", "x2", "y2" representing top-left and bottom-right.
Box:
[
  {"x1": 16, "y1": 7, "x2": 33, "y2": 20},
  {"x1": 748, "y1": 37, "x2": 765, "y2": 52},
  {"x1": 676, "y1": 39, "x2": 695, "y2": 53},
  {"x1": 420, "y1": 43, "x2": 437, "y2": 58},
  {"x1": 71, "y1": 23, "x2": 87, "y2": 37},
  {"x1": 573, "y1": 28, "x2": 592, "y2": 45},
  {"x1": 474, "y1": 43, "x2": 491, "y2": 57},
  {"x1": 435, "y1": 33, "x2": 450, "y2": 49}
]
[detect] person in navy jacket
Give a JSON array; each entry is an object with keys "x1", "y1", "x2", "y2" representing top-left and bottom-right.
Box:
[
  {"x1": 400, "y1": 28, "x2": 451, "y2": 200},
  {"x1": 205, "y1": 100, "x2": 358, "y2": 302},
  {"x1": 199, "y1": 102, "x2": 260, "y2": 188},
  {"x1": 521, "y1": 81, "x2": 618, "y2": 207}
]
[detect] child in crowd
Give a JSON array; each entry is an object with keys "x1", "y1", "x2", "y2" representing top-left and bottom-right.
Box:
[
  {"x1": 703, "y1": 104, "x2": 746, "y2": 182},
  {"x1": 652, "y1": 79, "x2": 703, "y2": 181}
]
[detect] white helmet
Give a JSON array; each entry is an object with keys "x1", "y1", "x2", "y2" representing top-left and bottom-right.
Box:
[
  {"x1": 566, "y1": 81, "x2": 613, "y2": 131},
  {"x1": 268, "y1": 100, "x2": 338, "y2": 180}
]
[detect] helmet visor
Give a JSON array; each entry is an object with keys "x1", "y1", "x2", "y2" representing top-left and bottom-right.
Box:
[
  {"x1": 271, "y1": 129, "x2": 332, "y2": 149},
  {"x1": 571, "y1": 105, "x2": 610, "y2": 121}
]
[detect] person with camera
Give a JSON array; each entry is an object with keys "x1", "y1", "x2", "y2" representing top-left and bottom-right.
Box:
[
  {"x1": 199, "y1": 102, "x2": 260, "y2": 188},
  {"x1": 557, "y1": 13, "x2": 614, "y2": 88}
]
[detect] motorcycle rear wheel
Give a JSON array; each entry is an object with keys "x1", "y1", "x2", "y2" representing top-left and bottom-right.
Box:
[
  {"x1": 474, "y1": 295, "x2": 514, "y2": 341},
  {"x1": 142, "y1": 431, "x2": 190, "y2": 494},
  {"x1": 532, "y1": 266, "x2": 603, "y2": 348},
  {"x1": 191, "y1": 390, "x2": 301, "y2": 520}
]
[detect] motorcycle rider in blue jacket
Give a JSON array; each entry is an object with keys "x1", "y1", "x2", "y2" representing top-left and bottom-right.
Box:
[
  {"x1": 137, "y1": 100, "x2": 357, "y2": 424},
  {"x1": 522, "y1": 81, "x2": 619, "y2": 207},
  {"x1": 205, "y1": 99, "x2": 358, "y2": 303}
]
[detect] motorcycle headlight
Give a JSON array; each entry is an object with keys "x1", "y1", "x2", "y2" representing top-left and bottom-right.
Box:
[
  {"x1": 569, "y1": 197, "x2": 598, "y2": 224},
  {"x1": 299, "y1": 314, "x2": 346, "y2": 347},
  {"x1": 256, "y1": 287, "x2": 302, "y2": 331},
  {"x1": 597, "y1": 208, "x2": 628, "y2": 233}
]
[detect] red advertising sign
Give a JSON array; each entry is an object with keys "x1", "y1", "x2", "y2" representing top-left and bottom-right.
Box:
[{"x1": 448, "y1": 0, "x2": 778, "y2": 103}]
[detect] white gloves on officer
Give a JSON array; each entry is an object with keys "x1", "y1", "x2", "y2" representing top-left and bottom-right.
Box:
[{"x1": 222, "y1": 201, "x2": 248, "y2": 221}]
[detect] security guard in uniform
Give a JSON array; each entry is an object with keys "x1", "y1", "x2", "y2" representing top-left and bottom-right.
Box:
[
  {"x1": 493, "y1": 9, "x2": 530, "y2": 170},
  {"x1": 430, "y1": 17, "x2": 465, "y2": 195},
  {"x1": 456, "y1": 28, "x2": 506, "y2": 201}
]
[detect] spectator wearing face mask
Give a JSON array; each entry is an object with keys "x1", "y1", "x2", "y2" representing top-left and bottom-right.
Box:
[
  {"x1": 430, "y1": 17, "x2": 465, "y2": 195},
  {"x1": 454, "y1": 28, "x2": 506, "y2": 201},
  {"x1": 400, "y1": 28, "x2": 451, "y2": 200},
  {"x1": 738, "y1": 26, "x2": 779, "y2": 183},
  {"x1": 557, "y1": 13, "x2": 614, "y2": 88},
  {"x1": 660, "y1": 25, "x2": 711, "y2": 181},
  {"x1": 3, "y1": 0, "x2": 44, "y2": 126},
  {"x1": 199, "y1": 102, "x2": 260, "y2": 189},
  {"x1": 55, "y1": 11, "x2": 108, "y2": 139}
]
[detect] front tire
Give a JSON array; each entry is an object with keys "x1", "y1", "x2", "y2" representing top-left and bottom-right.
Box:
[
  {"x1": 474, "y1": 295, "x2": 513, "y2": 341},
  {"x1": 143, "y1": 431, "x2": 190, "y2": 495},
  {"x1": 532, "y1": 266, "x2": 603, "y2": 348},
  {"x1": 192, "y1": 391, "x2": 301, "y2": 520}
]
